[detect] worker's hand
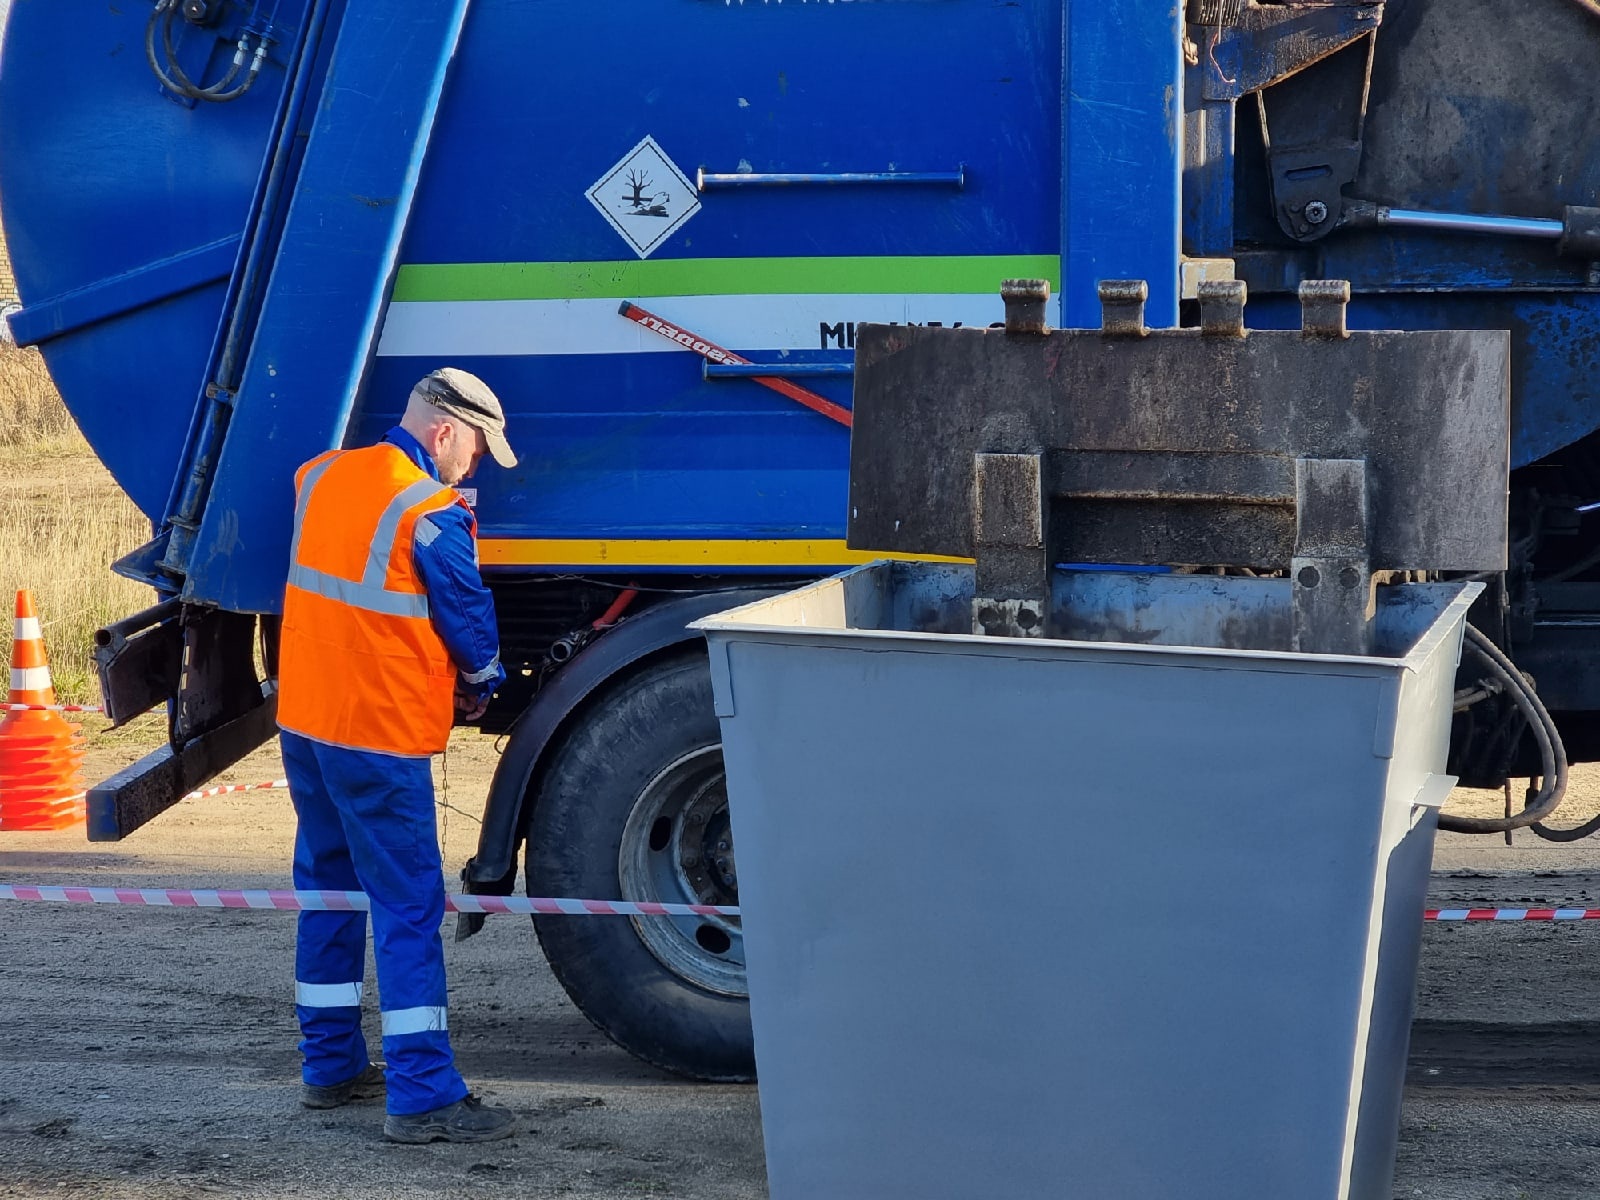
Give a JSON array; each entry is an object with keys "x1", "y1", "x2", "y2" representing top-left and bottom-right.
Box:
[{"x1": 454, "y1": 689, "x2": 490, "y2": 722}]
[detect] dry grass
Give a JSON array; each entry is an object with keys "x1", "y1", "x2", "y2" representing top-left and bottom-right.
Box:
[
  {"x1": 0, "y1": 344, "x2": 79, "y2": 449},
  {"x1": 0, "y1": 347, "x2": 153, "y2": 704}
]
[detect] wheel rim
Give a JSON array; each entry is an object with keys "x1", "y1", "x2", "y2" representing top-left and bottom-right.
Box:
[{"x1": 617, "y1": 744, "x2": 747, "y2": 997}]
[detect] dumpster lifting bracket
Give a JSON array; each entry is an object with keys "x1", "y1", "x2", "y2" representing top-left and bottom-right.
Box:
[{"x1": 847, "y1": 275, "x2": 1510, "y2": 656}]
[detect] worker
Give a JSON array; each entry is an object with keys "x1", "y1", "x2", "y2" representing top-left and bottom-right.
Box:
[{"x1": 276, "y1": 368, "x2": 518, "y2": 1144}]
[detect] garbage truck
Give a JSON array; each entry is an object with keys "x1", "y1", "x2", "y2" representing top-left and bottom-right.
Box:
[{"x1": 4, "y1": 0, "x2": 1599, "y2": 1080}]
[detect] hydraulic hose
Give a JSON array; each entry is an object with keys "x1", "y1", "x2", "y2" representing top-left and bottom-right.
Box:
[
  {"x1": 1530, "y1": 674, "x2": 1600, "y2": 841},
  {"x1": 144, "y1": 2, "x2": 195, "y2": 97},
  {"x1": 1437, "y1": 625, "x2": 1569, "y2": 835},
  {"x1": 165, "y1": 8, "x2": 269, "y2": 103},
  {"x1": 145, "y1": 0, "x2": 270, "y2": 104},
  {"x1": 161, "y1": 11, "x2": 247, "y2": 97}
]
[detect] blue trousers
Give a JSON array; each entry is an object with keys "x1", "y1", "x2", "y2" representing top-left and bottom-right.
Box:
[{"x1": 282, "y1": 730, "x2": 469, "y2": 1116}]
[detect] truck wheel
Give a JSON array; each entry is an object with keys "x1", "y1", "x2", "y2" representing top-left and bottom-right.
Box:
[{"x1": 525, "y1": 649, "x2": 755, "y2": 1082}]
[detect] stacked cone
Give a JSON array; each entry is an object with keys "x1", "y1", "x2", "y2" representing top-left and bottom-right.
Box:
[{"x1": 0, "y1": 591, "x2": 85, "y2": 830}]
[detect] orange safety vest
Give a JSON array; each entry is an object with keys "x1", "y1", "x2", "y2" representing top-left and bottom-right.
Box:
[{"x1": 278, "y1": 443, "x2": 474, "y2": 757}]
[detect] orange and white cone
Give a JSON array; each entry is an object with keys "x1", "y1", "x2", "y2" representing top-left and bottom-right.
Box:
[{"x1": 0, "y1": 590, "x2": 85, "y2": 831}]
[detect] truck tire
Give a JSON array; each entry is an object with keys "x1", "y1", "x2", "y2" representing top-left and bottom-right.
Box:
[{"x1": 525, "y1": 648, "x2": 756, "y2": 1082}]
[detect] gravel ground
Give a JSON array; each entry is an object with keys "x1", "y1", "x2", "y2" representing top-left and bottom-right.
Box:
[{"x1": 1, "y1": 729, "x2": 1598, "y2": 1197}]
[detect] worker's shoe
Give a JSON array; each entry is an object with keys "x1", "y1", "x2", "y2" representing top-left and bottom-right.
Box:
[
  {"x1": 300, "y1": 1063, "x2": 386, "y2": 1110},
  {"x1": 383, "y1": 1095, "x2": 517, "y2": 1144}
]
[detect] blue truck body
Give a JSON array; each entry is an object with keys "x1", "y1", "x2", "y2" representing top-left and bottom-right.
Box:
[
  {"x1": 5, "y1": 0, "x2": 1600, "y2": 1078},
  {"x1": 3, "y1": 0, "x2": 1101, "y2": 606}
]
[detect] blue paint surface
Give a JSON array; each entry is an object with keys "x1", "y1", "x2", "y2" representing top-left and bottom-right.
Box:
[
  {"x1": 355, "y1": 352, "x2": 852, "y2": 543},
  {"x1": 1062, "y1": 3, "x2": 1184, "y2": 328},
  {"x1": 405, "y1": 2, "x2": 1062, "y2": 268}
]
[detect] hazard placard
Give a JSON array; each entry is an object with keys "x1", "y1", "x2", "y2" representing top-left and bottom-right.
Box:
[{"x1": 585, "y1": 136, "x2": 702, "y2": 259}]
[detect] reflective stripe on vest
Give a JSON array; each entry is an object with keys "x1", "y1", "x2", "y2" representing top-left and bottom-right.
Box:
[
  {"x1": 288, "y1": 469, "x2": 450, "y2": 618},
  {"x1": 285, "y1": 565, "x2": 432, "y2": 618}
]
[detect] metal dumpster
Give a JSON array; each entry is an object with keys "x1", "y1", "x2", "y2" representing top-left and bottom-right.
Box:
[{"x1": 697, "y1": 561, "x2": 1481, "y2": 1200}]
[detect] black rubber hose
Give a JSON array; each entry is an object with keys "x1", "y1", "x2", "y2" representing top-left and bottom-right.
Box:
[
  {"x1": 149, "y1": 0, "x2": 261, "y2": 103},
  {"x1": 145, "y1": 1, "x2": 198, "y2": 98},
  {"x1": 1535, "y1": 806, "x2": 1600, "y2": 840},
  {"x1": 161, "y1": 7, "x2": 225, "y2": 96},
  {"x1": 1530, "y1": 680, "x2": 1600, "y2": 839},
  {"x1": 1437, "y1": 625, "x2": 1569, "y2": 834},
  {"x1": 190, "y1": 46, "x2": 265, "y2": 104},
  {"x1": 163, "y1": 5, "x2": 260, "y2": 101}
]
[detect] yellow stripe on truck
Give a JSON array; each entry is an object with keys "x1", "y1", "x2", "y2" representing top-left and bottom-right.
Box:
[{"x1": 477, "y1": 539, "x2": 969, "y2": 569}]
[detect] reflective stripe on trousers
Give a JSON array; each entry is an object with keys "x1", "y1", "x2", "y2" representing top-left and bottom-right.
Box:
[
  {"x1": 297, "y1": 981, "x2": 364, "y2": 1008},
  {"x1": 382, "y1": 1006, "x2": 449, "y2": 1036}
]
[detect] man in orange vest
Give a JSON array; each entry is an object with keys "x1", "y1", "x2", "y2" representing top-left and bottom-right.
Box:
[{"x1": 277, "y1": 368, "x2": 517, "y2": 1143}]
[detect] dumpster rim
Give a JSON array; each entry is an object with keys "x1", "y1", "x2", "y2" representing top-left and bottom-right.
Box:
[{"x1": 691, "y1": 563, "x2": 1484, "y2": 677}]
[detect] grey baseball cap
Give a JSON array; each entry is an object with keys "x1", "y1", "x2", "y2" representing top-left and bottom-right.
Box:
[{"x1": 413, "y1": 367, "x2": 517, "y2": 468}]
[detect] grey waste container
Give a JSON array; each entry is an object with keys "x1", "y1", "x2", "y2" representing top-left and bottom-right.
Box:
[{"x1": 696, "y1": 562, "x2": 1481, "y2": 1200}]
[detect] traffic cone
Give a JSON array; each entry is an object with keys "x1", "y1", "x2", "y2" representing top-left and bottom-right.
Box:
[{"x1": 0, "y1": 591, "x2": 85, "y2": 831}]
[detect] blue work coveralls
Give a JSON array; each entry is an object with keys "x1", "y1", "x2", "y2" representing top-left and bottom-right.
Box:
[{"x1": 283, "y1": 426, "x2": 506, "y2": 1115}]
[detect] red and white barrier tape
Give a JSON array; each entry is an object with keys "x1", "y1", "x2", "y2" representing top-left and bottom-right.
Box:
[
  {"x1": 9, "y1": 781, "x2": 290, "y2": 809},
  {"x1": 183, "y1": 779, "x2": 287, "y2": 800},
  {"x1": 1426, "y1": 907, "x2": 1600, "y2": 921},
  {"x1": 0, "y1": 883, "x2": 1592, "y2": 923},
  {"x1": 3, "y1": 702, "x2": 104, "y2": 713},
  {"x1": 4, "y1": 744, "x2": 1595, "y2": 924},
  {"x1": 0, "y1": 883, "x2": 738, "y2": 918}
]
